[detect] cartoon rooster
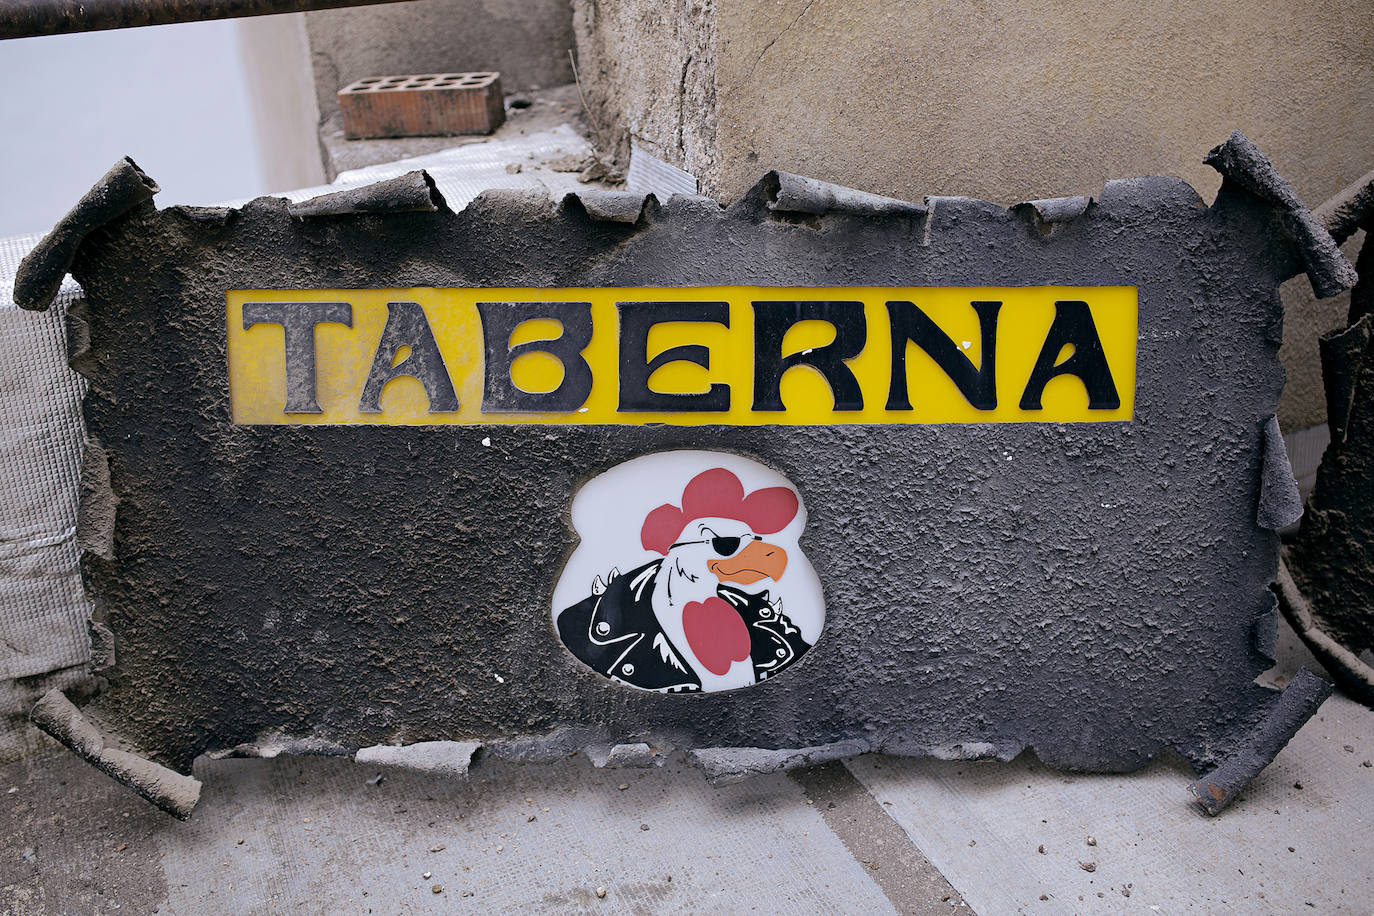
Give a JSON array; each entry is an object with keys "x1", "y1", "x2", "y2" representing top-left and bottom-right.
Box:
[{"x1": 557, "y1": 466, "x2": 814, "y2": 692}]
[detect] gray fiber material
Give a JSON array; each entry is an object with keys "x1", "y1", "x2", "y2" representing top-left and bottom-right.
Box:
[
  {"x1": 768, "y1": 170, "x2": 927, "y2": 217},
  {"x1": 1204, "y1": 130, "x2": 1358, "y2": 299},
  {"x1": 1291, "y1": 311, "x2": 1374, "y2": 666},
  {"x1": 1257, "y1": 415, "x2": 1303, "y2": 531},
  {"x1": 689, "y1": 739, "x2": 869, "y2": 786},
  {"x1": 41, "y1": 141, "x2": 1345, "y2": 789},
  {"x1": 571, "y1": 190, "x2": 656, "y2": 224},
  {"x1": 28, "y1": 689, "x2": 201, "y2": 819},
  {"x1": 353, "y1": 740, "x2": 481, "y2": 778},
  {"x1": 1011, "y1": 196, "x2": 1093, "y2": 226}
]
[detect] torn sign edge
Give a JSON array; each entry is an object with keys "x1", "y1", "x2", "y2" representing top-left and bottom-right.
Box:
[
  {"x1": 13, "y1": 130, "x2": 1357, "y2": 310},
  {"x1": 19, "y1": 132, "x2": 1357, "y2": 818}
]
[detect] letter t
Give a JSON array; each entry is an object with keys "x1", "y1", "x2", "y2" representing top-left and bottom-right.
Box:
[{"x1": 242, "y1": 301, "x2": 353, "y2": 414}]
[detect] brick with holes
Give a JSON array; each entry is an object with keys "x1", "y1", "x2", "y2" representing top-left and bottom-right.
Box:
[{"x1": 337, "y1": 72, "x2": 505, "y2": 139}]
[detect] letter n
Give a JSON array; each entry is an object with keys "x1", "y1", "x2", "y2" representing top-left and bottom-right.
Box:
[{"x1": 886, "y1": 300, "x2": 1000, "y2": 410}]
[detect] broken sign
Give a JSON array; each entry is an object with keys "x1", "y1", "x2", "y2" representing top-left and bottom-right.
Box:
[{"x1": 10, "y1": 133, "x2": 1355, "y2": 819}]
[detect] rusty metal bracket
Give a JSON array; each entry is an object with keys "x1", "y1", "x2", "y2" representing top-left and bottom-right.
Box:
[
  {"x1": 0, "y1": 0, "x2": 416, "y2": 40},
  {"x1": 1188, "y1": 667, "x2": 1332, "y2": 815}
]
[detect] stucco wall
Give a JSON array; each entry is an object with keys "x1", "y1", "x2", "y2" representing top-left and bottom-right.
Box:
[
  {"x1": 570, "y1": 0, "x2": 716, "y2": 182},
  {"x1": 306, "y1": 0, "x2": 575, "y2": 122},
  {"x1": 572, "y1": 0, "x2": 1374, "y2": 430}
]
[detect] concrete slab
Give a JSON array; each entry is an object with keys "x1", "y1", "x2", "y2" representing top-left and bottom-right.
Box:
[
  {"x1": 1, "y1": 743, "x2": 172, "y2": 914},
  {"x1": 318, "y1": 84, "x2": 598, "y2": 180},
  {"x1": 154, "y1": 754, "x2": 896, "y2": 914},
  {"x1": 789, "y1": 761, "x2": 966, "y2": 914},
  {"x1": 5, "y1": 665, "x2": 1370, "y2": 913},
  {"x1": 847, "y1": 694, "x2": 1373, "y2": 914}
]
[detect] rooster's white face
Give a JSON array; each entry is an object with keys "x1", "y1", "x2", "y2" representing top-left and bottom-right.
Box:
[
  {"x1": 650, "y1": 516, "x2": 790, "y2": 690},
  {"x1": 655, "y1": 517, "x2": 789, "y2": 608}
]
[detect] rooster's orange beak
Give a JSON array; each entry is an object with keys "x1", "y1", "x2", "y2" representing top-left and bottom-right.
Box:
[{"x1": 708, "y1": 539, "x2": 788, "y2": 585}]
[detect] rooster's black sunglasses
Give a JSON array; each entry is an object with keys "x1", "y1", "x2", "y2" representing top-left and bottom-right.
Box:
[{"x1": 669, "y1": 534, "x2": 762, "y2": 556}]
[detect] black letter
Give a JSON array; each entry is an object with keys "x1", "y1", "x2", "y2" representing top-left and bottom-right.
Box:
[
  {"x1": 1019, "y1": 300, "x2": 1121, "y2": 410},
  {"x1": 617, "y1": 301, "x2": 730, "y2": 412},
  {"x1": 358, "y1": 301, "x2": 459, "y2": 413},
  {"x1": 886, "y1": 300, "x2": 1001, "y2": 411},
  {"x1": 242, "y1": 301, "x2": 352, "y2": 414},
  {"x1": 752, "y1": 301, "x2": 866, "y2": 411},
  {"x1": 477, "y1": 301, "x2": 593, "y2": 412}
]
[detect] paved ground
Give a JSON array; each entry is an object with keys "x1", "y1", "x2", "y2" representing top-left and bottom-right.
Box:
[{"x1": 2, "y1": 621, "x2": 1370, "y2": 916}]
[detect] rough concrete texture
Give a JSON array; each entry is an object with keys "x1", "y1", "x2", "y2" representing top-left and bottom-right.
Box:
[
  {"x1": 570, "y1": 0, "x2": 1374, "y2": 430},
  {"x1": 317, "y1": 83, "x2": 594, "y2": 181},
  {"x1": 305, "y1": 0, "x2": 574, "y2": 123},
  {"x1": 40, "y1": 144, "x2": 1341, "y2": 801},
  {"x1": 570, "y1": 0, "x2": 716, "y2": 170}
]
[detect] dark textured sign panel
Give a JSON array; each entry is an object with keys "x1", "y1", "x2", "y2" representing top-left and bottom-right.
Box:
[{"x1": 24, "y1": 139, "x2": 1349, "y2": 811}]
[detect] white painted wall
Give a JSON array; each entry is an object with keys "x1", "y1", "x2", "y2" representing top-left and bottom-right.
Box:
[{"x1": 0, "y1": 21, "x2": 274, "y2": 238}]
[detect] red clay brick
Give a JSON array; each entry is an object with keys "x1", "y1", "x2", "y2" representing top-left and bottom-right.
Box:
[{"x1": 338, "y1": 72, "x2": 505, "y2": 139}]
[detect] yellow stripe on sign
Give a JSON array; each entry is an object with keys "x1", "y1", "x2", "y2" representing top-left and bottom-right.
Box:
[{"x1": 225, "y1": 286, "x2": 1137, "y2": 425}]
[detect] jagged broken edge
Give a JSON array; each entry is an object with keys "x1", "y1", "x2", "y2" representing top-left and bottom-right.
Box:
[{"x1": 23, "y1": 132, "x2": 1355, "y2": 816}]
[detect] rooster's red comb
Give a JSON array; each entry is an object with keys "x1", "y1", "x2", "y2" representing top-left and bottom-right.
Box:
[{"x1": 640, "y1": 468, "x2": 799, "y2": 555}]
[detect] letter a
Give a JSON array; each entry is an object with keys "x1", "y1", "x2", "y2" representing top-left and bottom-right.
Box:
[
  {"x1": 1019, "y1": 300, "x2": 1120, "y2": 410},
  {"x1": 358, "y1": 301, "x2": 459, "y2": 413}
]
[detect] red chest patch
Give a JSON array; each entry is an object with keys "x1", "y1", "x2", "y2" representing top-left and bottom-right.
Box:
[{"x1": 682, "y1": 597, "x2": 752, "y2": 675}]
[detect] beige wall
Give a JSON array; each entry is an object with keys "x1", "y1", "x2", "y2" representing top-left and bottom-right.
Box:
[
  {"x1": 574, "y1": 0, "x2": 1374, "y2": 430},
  {"x1": 238, "y1": 14, "x2": 328, "y2": 193}
]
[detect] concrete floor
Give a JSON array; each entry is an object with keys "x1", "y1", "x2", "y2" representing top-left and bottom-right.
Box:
[{"x1": 2, "y1": 628, "x2": 1370, "y2": 915}]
